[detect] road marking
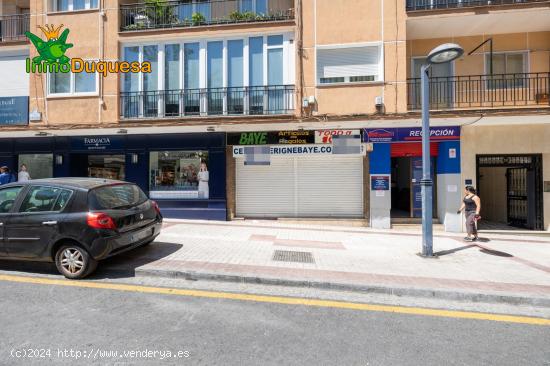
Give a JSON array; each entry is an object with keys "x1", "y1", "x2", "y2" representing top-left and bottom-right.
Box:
[{"x1": 1, "y1": 273, "x2": 549, "y2": 326}]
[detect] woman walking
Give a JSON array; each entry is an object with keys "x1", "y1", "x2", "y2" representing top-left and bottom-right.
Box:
[{"x1": 457, "y1": 186, "x2": 481, "y2": 242}]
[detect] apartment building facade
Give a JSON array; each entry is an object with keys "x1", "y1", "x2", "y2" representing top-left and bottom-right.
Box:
[{"x1": 0, "y1": 0, "x2": 548, "y2": 231}]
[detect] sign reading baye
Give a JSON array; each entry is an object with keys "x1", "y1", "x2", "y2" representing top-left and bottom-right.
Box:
[{"x1": 227, "y1": 131, "x2": 315, "y2": 145}]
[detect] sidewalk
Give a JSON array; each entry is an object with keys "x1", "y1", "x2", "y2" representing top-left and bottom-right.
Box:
[{"x1": 103, "y1": 219, "x2": 550, "y2": 307}]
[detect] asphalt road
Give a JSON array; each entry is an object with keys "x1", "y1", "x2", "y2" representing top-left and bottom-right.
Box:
[{"x1": 0, "y1": 272, "x2": 549, "y2": 366}]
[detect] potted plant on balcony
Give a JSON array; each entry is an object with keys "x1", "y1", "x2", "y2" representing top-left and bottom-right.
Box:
[{"x1": 191, "y1": 12, "x2": 206, "y2": 26}]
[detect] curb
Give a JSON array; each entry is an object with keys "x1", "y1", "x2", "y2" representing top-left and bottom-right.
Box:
[{"x1": 132, "y1": 267, "x2": 550, "y2": 308}]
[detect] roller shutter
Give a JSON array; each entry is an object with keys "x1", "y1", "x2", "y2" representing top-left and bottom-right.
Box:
[
  {"x1": 0, "y1": 51, "x2": 29, "y2": 97},
  {"x1": 236, "y1": 155, "x2": 363, "y2": 218}
]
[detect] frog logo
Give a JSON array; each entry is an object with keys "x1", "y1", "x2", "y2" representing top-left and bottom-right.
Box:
[{"x1": 25, "y1": 24, "x2": 73, "y2": 66}]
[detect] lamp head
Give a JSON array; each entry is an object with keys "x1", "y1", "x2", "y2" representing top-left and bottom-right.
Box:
[{"x1": 427, "y1": 43, "x2": 464, "y2": 64}]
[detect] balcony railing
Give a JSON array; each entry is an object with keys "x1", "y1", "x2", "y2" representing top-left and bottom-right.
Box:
[
  {"x1": 407, "y1": 73, "x2": 550, "y2": 110},
  {"x1": 120, "y1": 0, "x2": 294, "y2": 31},
  {"x1": 120, "y1": 85, "x2": 295, "y2": 119},
  {"x1": 0, "y1": 14, "x2": 30, "y2": 43},
  {"x1": 406, "y1": 0, "x2": 547, "y2": 11}
]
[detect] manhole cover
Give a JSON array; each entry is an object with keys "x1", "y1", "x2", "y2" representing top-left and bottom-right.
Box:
[{"x1": 272, "y1": 250, "x2": 315, "y2": 264}]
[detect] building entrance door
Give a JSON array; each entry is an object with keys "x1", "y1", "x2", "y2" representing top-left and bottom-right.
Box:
[
  {"x1": 391, "y1": 156, "x2": 436, "y2": 218},
  {"x1": 87, "y1": 155, "x2": 126, "y2": 180},
  {"x1": 70, "y1": 154, "x2": 126, "y2": 181},
  {"x1": 477, "y1": 155, "x2": 543, "y2": 230}
]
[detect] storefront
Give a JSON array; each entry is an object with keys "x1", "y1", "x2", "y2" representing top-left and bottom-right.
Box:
[
  {"x1": 364, "y1": 126, "x2": 461, "y2": 231},
  {"x1": 228, "y1": 130, "x2": 366, "y2": 219},
  {"x1": 0, "y1": 133, "x2": 226, "y2": 220}
]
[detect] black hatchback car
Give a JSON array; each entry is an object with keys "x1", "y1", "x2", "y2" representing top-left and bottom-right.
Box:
[{"x1": 0, "y1": 178, "x2": 162, "y2": 279}]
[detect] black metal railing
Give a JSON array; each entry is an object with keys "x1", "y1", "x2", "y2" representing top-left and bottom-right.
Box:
[
  {"x1": 406, "y1": 0, "x2": 547, "y2": 11},
  {"x1": 120, "y1": 85, "x2": 295, "y2": 119},
  {"x1": 407, "y1": 73, "x2": 550, "y2": 110},
  {"x1": 120, "y1": 0, "x2": 294, "y2": 31},
  {"x1": 0, "y1": 14, "x2": 30, "y2": 42}
]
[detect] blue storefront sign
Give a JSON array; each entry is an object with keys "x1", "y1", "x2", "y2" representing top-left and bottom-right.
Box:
[
  {"x1": 363, "y1": 126, "x2": 460, "y2": 143},
  {"x1": 70, "y1": 136, "x2": 125, "y2": 151},
  {"x1": 371, "y1": 175, "x2": 390, "y2": 191},
  {"x1": 0, "y1": 96, "x2": 29, "y2": 125}
]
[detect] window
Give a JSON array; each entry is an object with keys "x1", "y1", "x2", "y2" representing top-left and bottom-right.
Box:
[
  {"x1": 486, "y1": 52, "x2": 527, "y2": 88},
  {"x1": 149, "y1": 151, "x2": 209, "y2": 199},
  {"x1": 207, "y1": 41, "x2": 223, "y2": 114},
  {"x1": 88, "y1": 184, "x2": 147, "y2": 210},
  {"x1": 18, "y1": 186, "x2": 73, "y2": 213},
  {"x1": 165, "y1": 44, "x2": 181, "y2": 116},
  {"x1": 240, "y1": 0, "x2": 267, "y2": 14},
  {"x1": 53, "y1": 0, "x2": 98, "y2": 12},
  {"x1": 249, "y1": 37, "x2": 264, "y2": 86},
  {"x1": 178, "y1": 0, "x2": 211, "y2": 22},
  {"x1": 48, "y1": 61, "x2": 97, "y2": 96},
  {"x1": 0, "y1": 186, "x2": 23, "y2": 213},
  {"x1": 18, "y1": 154, "x2": 53, "y2": 180},
  {"x1": 143, "y1": 45, "x2": 159, "y2": 116},
  {"x1": 317, "y1": 45, "x2": 382, "y2": 84}
]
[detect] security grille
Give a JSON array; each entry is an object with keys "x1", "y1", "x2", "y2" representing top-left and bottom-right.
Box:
[{"x1": 272, "y1": 250, "x2": 315, "y2": 264}]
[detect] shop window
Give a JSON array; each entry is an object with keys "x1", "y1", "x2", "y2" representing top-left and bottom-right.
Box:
[
  {"x1": 317, "y1": 44, "x2": 383, "y2": 85},
  {"x1": 18, "y1": 154, "x2": 53, "y2": 180},
  {"x1": 48, "y1": 61, "x2": 97, "y2": 96},
  {"x1": 149, "y1": 151, "x2": 209, "y2": 199}
]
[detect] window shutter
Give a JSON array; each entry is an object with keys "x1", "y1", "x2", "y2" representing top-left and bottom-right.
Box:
[{"x1": 317, "y1": 46, "x2": 380, "y2": 82}]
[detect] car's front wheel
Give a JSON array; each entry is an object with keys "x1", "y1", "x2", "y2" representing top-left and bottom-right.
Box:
[{"x1": 55, "y1": 245, "x2": 98, "y2": 279}]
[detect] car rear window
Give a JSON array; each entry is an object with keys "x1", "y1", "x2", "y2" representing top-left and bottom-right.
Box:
[{"x1": 88, "y1": 184, "x2": 148, "y2": 210}]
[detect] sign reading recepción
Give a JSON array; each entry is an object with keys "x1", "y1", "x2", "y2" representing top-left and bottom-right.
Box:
[
  {"x1": 363, "y1": 126, "x2": 460, "y2": 143},
  {"x1": 0, "y1": 96, "x2": 29, "y2": 125}
]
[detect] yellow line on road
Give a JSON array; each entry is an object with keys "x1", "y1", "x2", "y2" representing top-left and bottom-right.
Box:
[{"x1": 1, "y1": 273, "x2": 549, "y2": 326}]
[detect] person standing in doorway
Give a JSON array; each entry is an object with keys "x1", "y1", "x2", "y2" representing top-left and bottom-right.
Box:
[
  {"x1": 18, "y1": 164, "x2": 31, "y2": 182},
  {"x1": 457, "y1": 186, "x2": 481, "y2": 242},
  {"x1": 197, "y1": 162, "x2": 209, "y2": 199}
]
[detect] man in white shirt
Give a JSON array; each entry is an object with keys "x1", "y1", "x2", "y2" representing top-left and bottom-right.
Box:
[{"x1": 18, "y1": 164, "x2": 31, "y2": 182}]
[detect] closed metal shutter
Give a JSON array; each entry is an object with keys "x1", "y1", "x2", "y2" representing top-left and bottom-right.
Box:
[
  {"x1": 0, "y1": 51, "x2": 29, "y2": 97},
  {"x1": 236, "y1": 155, "x2": 363, "y2": 218}
]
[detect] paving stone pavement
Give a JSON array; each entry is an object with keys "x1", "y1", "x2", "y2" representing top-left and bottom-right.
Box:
[{"x1": 103, "y1": 219, "x2": 550, "y2": 305}]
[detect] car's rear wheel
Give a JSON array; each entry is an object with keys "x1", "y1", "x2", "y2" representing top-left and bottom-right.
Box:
[{"x1": 55, "y1": 245, "x2": 97, "y2": 279}]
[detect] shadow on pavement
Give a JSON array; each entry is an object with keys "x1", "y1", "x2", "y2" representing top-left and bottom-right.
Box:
[
  {"x1": 0, "y1": 241, "x2": 182, "y2": 280},
  {"x1": 434, "y1": 244, "x2": 477, "y2": 257},
  {"x1": 93, "y1": 242, "x2": 183, "y2": 279}
]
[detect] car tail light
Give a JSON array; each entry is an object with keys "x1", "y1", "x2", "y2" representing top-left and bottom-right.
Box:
[
  {"x1": 87, "y1": 212, "x2": 117, "y2": 230},
  {"x1": 151, "y1": 200, "x2": 161, "y2": 215}
]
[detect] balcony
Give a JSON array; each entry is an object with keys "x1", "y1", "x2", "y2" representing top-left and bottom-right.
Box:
[
  {"x1": 407, "y1": 73, "x2": 550, "y2": 111},
  {"x1": 406, "y1": 0, "x2": 547, "y2": 11},
  {"x1": 0, "y1": 14, "x2": 30, "y2": 43},
  {"x1": 120, "y1": 0, "x2": 294, "y2": 32},
  {"x1": 120, "y1": 85, "x2": 295, "y2": 119}
]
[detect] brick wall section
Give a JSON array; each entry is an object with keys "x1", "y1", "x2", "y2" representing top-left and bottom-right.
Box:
[
  {"x1": 363, "y1": 153, "x2": 370, "y2": 225},
  {"x1": 226, "y1": 146, "x2": 236, "y2": 220}
]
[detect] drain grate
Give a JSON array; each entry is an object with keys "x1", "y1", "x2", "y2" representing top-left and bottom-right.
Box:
[{"x1": 272, "y1": 250, "x2": 315, "y2": 264}]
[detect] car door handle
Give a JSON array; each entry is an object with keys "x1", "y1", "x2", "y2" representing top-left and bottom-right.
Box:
[{"x1": 42, "y1": 221, "x2": 58, "y2": 226}]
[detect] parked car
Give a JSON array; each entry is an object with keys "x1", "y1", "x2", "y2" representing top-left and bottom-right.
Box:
[{"x1": 0, "y1": 178, "x2": 162, "y2": 279}]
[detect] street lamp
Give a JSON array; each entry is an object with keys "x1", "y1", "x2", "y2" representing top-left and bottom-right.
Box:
[{"x1": 420, "y1": 43, "x2": 464, "y2": 257}]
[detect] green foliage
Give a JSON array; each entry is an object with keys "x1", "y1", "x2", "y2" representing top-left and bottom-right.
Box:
[
  {"x1": 191, "y1": 12, "x2": 206, "y2": 26},
  {"x1": 144, "y1": 0, "x2": 176, "y2": 26}
]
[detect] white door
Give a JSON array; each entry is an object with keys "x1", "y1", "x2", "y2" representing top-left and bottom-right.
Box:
[{"x1": 236, "y1": 155, "x2": 363, "y2": 218}]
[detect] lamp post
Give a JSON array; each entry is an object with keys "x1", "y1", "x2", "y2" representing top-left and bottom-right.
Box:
[{"x1": 420, "y1": 43, "x2": 464, "y2": 257}]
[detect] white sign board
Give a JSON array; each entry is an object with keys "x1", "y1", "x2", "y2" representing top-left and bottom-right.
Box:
[{"x1": 233, "y1": 144, "x2": 366, "y2": 157}]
